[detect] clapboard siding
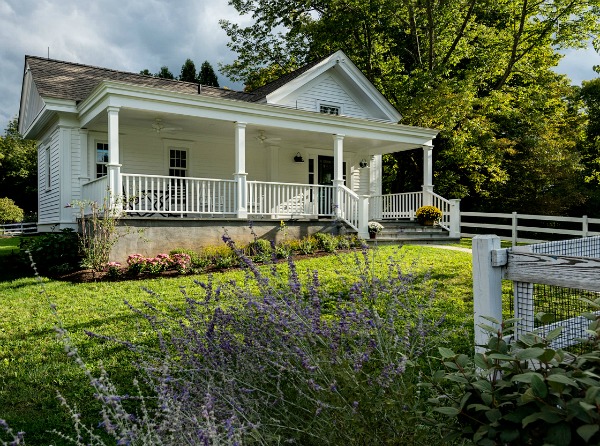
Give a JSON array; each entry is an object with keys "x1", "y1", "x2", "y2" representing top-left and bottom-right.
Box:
[
  {"x1": 280, "y1": 75, "x2": 370, "y2": 120},
  {"x1": 70, "y1": 130, "x2": 81, "y2": 201},
  {"x1": 38, "y1": 129, "x2": 60, "y2": 222}
]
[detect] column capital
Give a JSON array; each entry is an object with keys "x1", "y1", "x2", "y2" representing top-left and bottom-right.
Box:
[
  {"x1": 332, "y1": 133, "x2": 345, "y2": 141},
  {"x1": 234, "y1": 121, "x2": 247, "y2": 129},
  {"x1": 106, "y1": 106, "x2": 121, "y2": 114},
  {"x1": 422, "y1": 140, "x2": 434, "y2": 150}
]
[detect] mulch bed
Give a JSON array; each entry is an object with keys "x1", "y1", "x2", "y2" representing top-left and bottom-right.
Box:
[{"x1": 55, "y1": 250, "x2": 348, "y2": 284}]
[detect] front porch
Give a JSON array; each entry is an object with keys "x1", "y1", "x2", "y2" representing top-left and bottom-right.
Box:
[{"x1": 82, "y1": 172, "x2": 461, "y2": 241}]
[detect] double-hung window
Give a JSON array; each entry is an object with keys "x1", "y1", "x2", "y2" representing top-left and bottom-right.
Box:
[
  {"x1": 96, "y1": 142, "x2": 109, "y2": 178},
  {"x1": 169, "y1": 148, "x2": 187, "y2": 177}
]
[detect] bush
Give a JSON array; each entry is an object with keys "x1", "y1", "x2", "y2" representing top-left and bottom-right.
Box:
[
  {"x1": 20, "y1": 229, "x2": 80, "y2": 275},
  {"x1": 429, "y1": 310, "x2": 600, "y2": 445},
  {"x1": 0, "y1": 197, "x2": 24, "y2": 223},
  {"x1": 244, "y1": 238, "x2": 273, "y2": 262},
  {"x1": 297, "y1": 235, "x2": 317, "y2": 255},
  {"x1": 201, "y1": 244, "x2": 238, "y2": 269},
  {"x1": 313, "y1": 232, "x2": 338, "y2": 253},
  {"x1": 169, "y1": 248, "x2": 204, "y2": 269}
]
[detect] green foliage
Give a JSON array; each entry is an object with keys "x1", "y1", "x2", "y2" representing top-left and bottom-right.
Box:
[
  {"x1": 0, "y1": 197, "x2": 24, "y2": 223},
  {"x1": 198, "y1": 60, "x2": 219, "y2": 87},
  {"x1": 244, "y1": 238, "x2": 273, "y2": 262},
  {"x1": 73, "y1": 198, "x2": 122, "y2": 272},
  {"x1": 0, "y1": 118, "x2": 37, "y2": 213},
  {"x1": 313, "y1": 232, "x2": 337, "y2": 253},
  {"x1": 429, "y1": 312, "x2": 600, "y2": 445},
  {"x1": 297, "y1": 235, "x2": 317, "y2": 254},
  {"x1": 179, "y1": 58, "x2": 198, "y2": 83},
  {"x1": 19, "y1": 229, "x2": 80, "y2": 275},
  {"x1": 221, "y1": 0, "x2": 599, "y2": 215},
  {"x1": 156, "y1": 66, "x2": 174, "y2": 79}
]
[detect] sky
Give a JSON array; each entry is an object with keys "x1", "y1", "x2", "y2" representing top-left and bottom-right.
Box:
[{"x1": 1, "y1": 0, "x2": 599, "y2": 134}]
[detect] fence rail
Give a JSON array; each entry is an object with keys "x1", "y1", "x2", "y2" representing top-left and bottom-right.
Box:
[
  {"x1": 247, "y1": 181, "x2": 334, "y2": 217},
  {"x1": 462, "y1": 212, "x2": 600, "y2": 245},
  {"x1": 473, "y1": 234, "x2": 600, "y2": 354},
  {"x1": 0, "y1": 222, "x2": 37, "y2": 235}
]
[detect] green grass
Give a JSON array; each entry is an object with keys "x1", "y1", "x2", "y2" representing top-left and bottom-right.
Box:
[
  {"x1": 0, "y1": 236, "x2": 20, "y2": 256},
  {"x1": 0, "y1": 244, "x2": 473, "y2": 444}
]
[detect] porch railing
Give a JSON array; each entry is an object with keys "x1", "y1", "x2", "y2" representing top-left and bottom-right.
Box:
[
  {"x1": 247, "y1": 181, "x2": 334, "y2": 217},
  {"x1": 122, "y1": 174, "x2": 236, "y2": 216},
  {"x1": 429, "y1": 191, "x2": 452, "y2": 231}
]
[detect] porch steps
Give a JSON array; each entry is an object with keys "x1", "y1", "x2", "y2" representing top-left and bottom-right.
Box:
[{"x1": 364, "y1": 220, "x2": 460, "y2": 245}]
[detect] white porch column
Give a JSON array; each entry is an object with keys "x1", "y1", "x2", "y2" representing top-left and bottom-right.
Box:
[
  {"x1": 333, "y1": 134, "x2": 344, "y2": 217},
  {"x1": 107, "y1": 107, "x2": 122, "y2": 212},
  {"x1": 234, "y1": 122, "x2": 248, "y2": 219},
  {"x1": 422, "y1": 140, "x2": 433, "y2": 206}
]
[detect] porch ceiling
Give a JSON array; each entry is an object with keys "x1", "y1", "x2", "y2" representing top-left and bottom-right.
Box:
[{"x1": 84, "y1": 108, "x2": 424, "y2": 155}]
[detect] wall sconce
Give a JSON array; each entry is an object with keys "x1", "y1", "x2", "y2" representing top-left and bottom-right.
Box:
[
  {"x1": 359, "y1": 159, "x2": 368, "y2": 168},
  {"x1": 294, "y1": 152, "x2": 305, "y2": 163}
]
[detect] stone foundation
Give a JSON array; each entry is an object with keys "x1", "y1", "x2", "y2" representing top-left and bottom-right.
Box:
[{"x1": 110, "y1": 217, "x2": 343, "y2": 262}]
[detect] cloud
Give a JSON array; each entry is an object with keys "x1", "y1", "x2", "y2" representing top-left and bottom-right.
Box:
[{"x1": 0, "y1": 0, "x2": 247, "y2": 131}]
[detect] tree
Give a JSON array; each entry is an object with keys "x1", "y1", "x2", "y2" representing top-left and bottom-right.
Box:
[
  {"x1": 198, "y1": 61, "x2": 220, "y2": 87},
  {"x1": 220, "y1": 0, "x2": 600, "y2": 214},
  {"x1": 156, "y1": 66, "x2": 174, "y2": 79},
  {"x1": 179, "y1": 59, "x2": 198, "y2": 83},
  {"x1": 0, "y1": 118, "x2": 37, "y2": 214},
  {"x1": 139, "y1": 69, "x2": 152, "y2": 76},
  {"x1": 0, "y1": 198, "x2": 24, "y2": 223}
]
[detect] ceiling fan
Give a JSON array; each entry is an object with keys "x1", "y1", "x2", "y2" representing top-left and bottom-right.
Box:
[
  {"x1": 151, "y1": 118, "x2": 182, "y2": 134},
  {"x1": 255, "y1": 130, "x2": 282, "y2": 144}
]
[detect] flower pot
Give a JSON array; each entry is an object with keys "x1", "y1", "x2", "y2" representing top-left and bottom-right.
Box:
[
  {"x1": 423, "y1": 219, "x2": 435, "y2": 226},
  {"x1": 369, "y1": 232, "x2": 376, "y2": 239}
]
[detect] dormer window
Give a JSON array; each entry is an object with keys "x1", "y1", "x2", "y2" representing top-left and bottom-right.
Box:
[{"x1": 319, "y1": 103, "x2": 341, "y2": 115}]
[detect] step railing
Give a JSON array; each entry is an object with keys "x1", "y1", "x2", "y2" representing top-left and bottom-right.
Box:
[
  {"x1": 337, "y1": 185, "x2": 360, "y2": 231},
  {"x1": 81, "y1": 176, "x2": 110, "y2": 211},
  {"x1": 369, "y1": 192, "x2": 423, "y2": 220}
]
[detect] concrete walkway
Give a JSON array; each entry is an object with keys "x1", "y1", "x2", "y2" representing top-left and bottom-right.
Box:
[{"x1": 423, "y1": 244, "x2": 472, "y2": 253}]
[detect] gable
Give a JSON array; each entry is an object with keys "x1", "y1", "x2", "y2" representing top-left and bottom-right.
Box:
[
  {"x1": 18, "y1": 67, "x2": 45, "y2": 135},
  {"x1": 275, "y1": 73, "x2": 372, "y2": 120},
  {"x1": 263, "y1": 51, "x2": 401, "y2": 123}
]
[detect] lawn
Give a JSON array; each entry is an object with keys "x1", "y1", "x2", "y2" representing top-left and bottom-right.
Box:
[{"x1": 0, "y1": 243, "x2": 473, "y2": 444}]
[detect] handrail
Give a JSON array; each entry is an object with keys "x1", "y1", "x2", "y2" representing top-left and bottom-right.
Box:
[
  {"x1": 247, "y1": 180, "x2": 334, "y2": 217},
  {"x1": 338, "y1": 185, "x2": 359, "y2": 231},
  {"x1": 428, "y1": 191, "x2": 451, "y2": 231}
]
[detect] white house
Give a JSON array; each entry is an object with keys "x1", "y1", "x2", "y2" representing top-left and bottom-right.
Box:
[{"x1": 18, "y1": 50, "x2": 459, "y2": 260}]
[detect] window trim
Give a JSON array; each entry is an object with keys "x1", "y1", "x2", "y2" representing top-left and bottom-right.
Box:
[
  {"x1": 44, "y1": 145, "x2": 51, "y2": 191},
  {"x1": 95, "y1": 141, "x2": 109, "y2": 179},
  {"x1": 317, "y1": 101, "x2": 343, "y2": 116}
]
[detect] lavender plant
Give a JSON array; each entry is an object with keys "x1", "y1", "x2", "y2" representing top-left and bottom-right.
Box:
[{"x1": 118, "y1": 236, "x2": 448, "y2": 444}]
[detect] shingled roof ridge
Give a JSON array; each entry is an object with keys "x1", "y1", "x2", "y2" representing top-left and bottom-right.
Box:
[{"x1": 24, "y1": 55, "x2": 245, "y2": 94}]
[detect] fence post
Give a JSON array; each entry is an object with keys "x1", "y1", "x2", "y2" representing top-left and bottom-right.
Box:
[
  {"x1": 449, "y1": 199, "x2": 461, "y2": 238},
  {"x1": 358, "y1": 195, "x2": 370, "y2": 239},
  {"x1": 583, "y1": 215, "x2": 589, "y2": 238},
  {"x1": 472, "y1": 235, "x2": 503, "y2": 354},
  {"x1": 511, "y1": 212, "x2": 518, "y2": 247}
]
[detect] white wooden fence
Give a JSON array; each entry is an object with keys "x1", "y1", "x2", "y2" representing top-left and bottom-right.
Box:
[
  {"x1": 0, "y1": 222, "x2": 37, "y2": 235},
  {"x1": 462, "y1": 212, "x2": 600, "y2": 245},
  {"x1": 472, "y1": 234, "x2": 600, "y2": 354}
]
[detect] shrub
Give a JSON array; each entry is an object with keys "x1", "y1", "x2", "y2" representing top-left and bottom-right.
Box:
[
  {"x1": 275, "y1": 240, "x2": 293, "y2": 258},
  {"x1": 429, "y1": 310, "x2": 600, "y2": 445},
  {"x1": 0, "y1": 197, "x2": 24, "y2": 223},
  {"x1": 20, "y1": 229, "x2": 80, "y2": 275},
  {"x1": 313, "y1": 232, "x2": 338, "y2": 253},
  {"x1": 297, "y1": 235, "x2": 317, "y2": 255},
  {"x1": 244, "y1": 238, "x2": 272, "y2": 262},
  {"x1": 201, "y1": 244, "x2": 238, "y2": 269},
  {"x1": 169, "y1": 248, "x2": 203, "y2": 269}
]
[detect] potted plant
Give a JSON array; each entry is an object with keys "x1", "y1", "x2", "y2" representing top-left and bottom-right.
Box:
[
  {"x1": 368, "y1": 221, "x2": 384, "y2": 239},
  {"x1": 415, "y1": 206, "x2": 442, "y2": 226}
]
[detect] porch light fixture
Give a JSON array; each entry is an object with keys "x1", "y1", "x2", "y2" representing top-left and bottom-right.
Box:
[
  {"x1": 359, "y1": 159, "x2": 368, "y2": 168},
  {"x1": 294, "y1": 152, "x2": 305, "y2": 163}
]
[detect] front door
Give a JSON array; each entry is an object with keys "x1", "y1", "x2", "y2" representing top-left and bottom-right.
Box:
[{"x1": 317, "y1": 156, "x2": 345, "y2": 215}]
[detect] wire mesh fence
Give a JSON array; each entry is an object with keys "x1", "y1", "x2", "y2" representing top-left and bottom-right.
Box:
[{"x1": 506, "y1": 236, "x2": 600, "y2": 350}]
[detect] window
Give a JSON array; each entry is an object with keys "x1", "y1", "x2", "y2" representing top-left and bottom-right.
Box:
[
  {"x1": 319, "y1": 104, "x2": 340, "y2": 115},
  {"x1": 96, "y1": 142, "x2": 108, "y2": 178},
  {"x1": 169, "y1": 148, "x2": 188, "y2": 177}
]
